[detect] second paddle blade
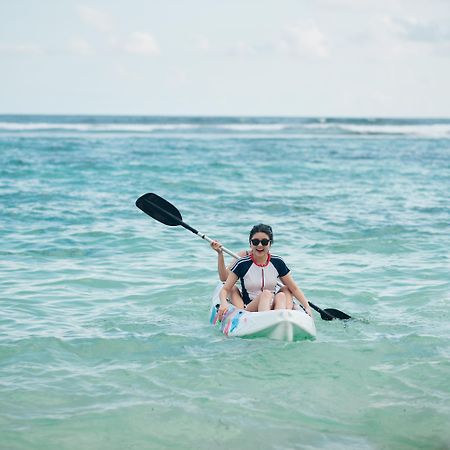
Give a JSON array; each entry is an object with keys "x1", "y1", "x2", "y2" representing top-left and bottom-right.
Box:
[
  {"x1": 136, "y1": 193, "x2": 183, "y2": 226},
  {"x1": 322, "y1": 308, "x2": 352, "y2": 320}
]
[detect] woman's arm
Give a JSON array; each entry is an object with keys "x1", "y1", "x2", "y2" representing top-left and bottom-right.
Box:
[
  {"x1": 218, "y1": 250, "x2": 229, "y2": 282},
  {"x1": 211, "y1": 241, "x2": 246, "y2": 282},
  {"x1": 211, "y1": 241, "x2": 228, "y2": 281},
  {"x1": 280, "y1": 273, "x2": 313, "y2": 317},
  {"x1": 218, "y1": 272, "x2": 239, "y2": 320}
]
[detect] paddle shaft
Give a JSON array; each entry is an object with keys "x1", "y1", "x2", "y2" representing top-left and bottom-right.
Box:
[{"x1": 148, "y1": 197, "x2": 239, "y2": 257}]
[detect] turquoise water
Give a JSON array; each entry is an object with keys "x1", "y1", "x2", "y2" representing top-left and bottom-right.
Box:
[{"x1": 0, "y1": 116, "x2": 449, "y2": 449}]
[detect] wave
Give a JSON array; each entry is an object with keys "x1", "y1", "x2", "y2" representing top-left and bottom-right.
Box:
[
  {"x1": 0, "y1": 121, "x2": 289, "y2": 133},
  {"x1": 1, "y1": 117, "x2": 449, "y2": 138},
  {"x1": 0, "y1": 122, "x2": 199, "y2": 132},
  {"x1": 306, "y1": 123, "x2": 450, "y2": 138},
  {"x1": 217, "y1": 124, "x2": 287, "y2": 131}
]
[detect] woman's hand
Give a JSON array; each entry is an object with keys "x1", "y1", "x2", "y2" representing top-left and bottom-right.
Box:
[
  {"x1": 210, "y1": 240, "x2": 223, "y2": 254},
  {"x1": 218, "y1": 274, "x2": 238, "y2": 320},
  {"x1": 218, "y1": 302, "x2": 228, "y2": 321}
]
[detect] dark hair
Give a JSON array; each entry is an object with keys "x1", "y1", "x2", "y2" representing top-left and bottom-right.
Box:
[{"x1": 249, "y1": 224, "x2": 273, "y2": 243}]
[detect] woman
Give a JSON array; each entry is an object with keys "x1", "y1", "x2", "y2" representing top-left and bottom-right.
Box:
[
  {"x1": 217, "y1": 224, "x2": 313, "y2": 321},
  {"x1": 211, "y1": 237, "x2": 294, "y2": 309}
]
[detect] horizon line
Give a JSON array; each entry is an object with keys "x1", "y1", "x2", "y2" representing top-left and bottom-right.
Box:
[{"x1": 1, "y1": 112, "x2": 450, "y2": 120}]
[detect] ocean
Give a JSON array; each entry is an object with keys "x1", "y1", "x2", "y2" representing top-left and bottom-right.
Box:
[{"x1": 0, "y1": 115, "x2": 449, "y2": 449}]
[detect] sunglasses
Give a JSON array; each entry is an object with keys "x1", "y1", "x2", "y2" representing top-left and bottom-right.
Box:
[{"x1": 250, "y1": 238, "x2": 271, "y2": 246}]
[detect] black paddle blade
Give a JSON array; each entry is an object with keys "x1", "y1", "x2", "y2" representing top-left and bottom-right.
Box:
[
  {"x1": 321, "y1": 308, "x2": 352, "y2": 321},
  {"x1": 136, "y1": 193, "x2": 182, "y2": 226}
]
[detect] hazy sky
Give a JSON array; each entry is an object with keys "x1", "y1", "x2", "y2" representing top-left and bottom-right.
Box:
[{"x1": 1, "y1": 0, "x2": 449, "y2": 117}]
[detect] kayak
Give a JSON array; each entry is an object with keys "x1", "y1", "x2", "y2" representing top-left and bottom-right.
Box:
[{"x1": 209, "y1": 283, "x2": 316, "y2": 341}]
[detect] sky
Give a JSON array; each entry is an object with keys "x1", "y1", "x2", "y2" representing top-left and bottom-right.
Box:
[{"x1": 1, "y1": 0, "x2": 450, "y2": 117}]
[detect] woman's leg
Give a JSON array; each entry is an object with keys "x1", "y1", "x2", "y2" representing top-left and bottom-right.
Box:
[
  {"x1": 230, "y1": 286, "x2": 245, "y2": 309},
  {"x1": 245, "y1": 290, "x2": 273, "y2": 312},
  {"x1": 280, "y1": 286, "x2": 293, "y2": 309},
  {"x1": 273, "y1": 291, "x2": 287, "y2": 310}
]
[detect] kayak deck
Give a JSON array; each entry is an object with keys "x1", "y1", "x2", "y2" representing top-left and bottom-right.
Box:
[{"x1": 209, "y1": 283, "x2": 316, "y2": 341}]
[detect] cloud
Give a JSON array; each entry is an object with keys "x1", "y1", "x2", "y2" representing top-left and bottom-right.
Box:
[
  {"x1": 383, "y1": 16, "x2": 450, "y2": 43},
  {"x1": 196, "y1": 34, "x2": 211, "y2": 52},
  {"x1": 115, "y1": 63, "x2": 141, "y2": 81},
  {"x1": 228, "y1": 41, "x2": 257, "y2": 57},
  {"x1": 122, "y1": 32, "x2": 160, "y2": 56},
  {"x1": 76, "y1": 6, "x2": 160, "y2": 57},
  {"x1": 69, "y1": 37, "x2": 95, "y2": 56},
  {"x1": 194, "y1": 22, "x2": 329, "y2": 60},
  {"x1": 0, "y1": 43, "x2": 43, "y2": 55},
  {"x1": 374, "y1": 15, "x2": 450, "y2": 58},
  {"x1": 77, "y1": 5, "x2": 113, "y2": 33},
  {"x1": 280, "y1": 21, "x2": 330, "y2": 58}
]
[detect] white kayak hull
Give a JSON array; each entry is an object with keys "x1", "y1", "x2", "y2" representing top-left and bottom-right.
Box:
[{"x1": 209, "y1": 283, "x2": 316, "y2": 341}]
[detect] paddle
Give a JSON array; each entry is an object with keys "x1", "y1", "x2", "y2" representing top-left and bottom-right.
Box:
[{"x1": 135, "y1": 192, "x2": 351, "y2": 321}]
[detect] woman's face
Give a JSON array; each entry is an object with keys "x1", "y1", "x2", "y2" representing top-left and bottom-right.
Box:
[{"x1": 250, "y1": 232, "x2": 271, "y2": 257}]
